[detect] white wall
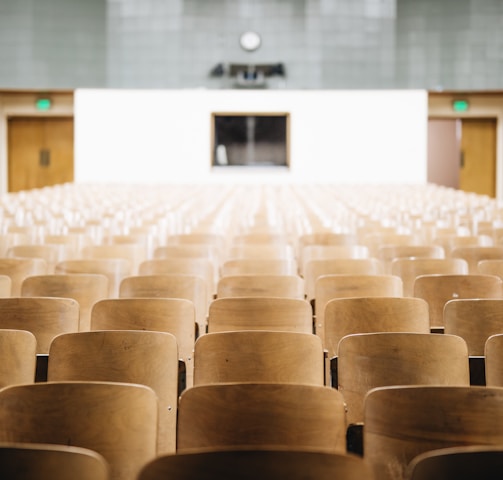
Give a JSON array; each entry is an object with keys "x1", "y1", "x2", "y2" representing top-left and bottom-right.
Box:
[{"x1": 74, "y1": 89, "x2": 428, "y2": 185}]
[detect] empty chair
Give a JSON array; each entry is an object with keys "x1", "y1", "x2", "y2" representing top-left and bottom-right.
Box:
[
  {"x1": 450, "y1": 246, "x2": 503, "y2": 274},
  {"x1": 0, "y1": 274, "x2": 11, "y2": 297},
  {"x1": 324, "y1": 296, "x2": 430, "y2": 359},
  {"x1": 217, "y1": 274, "x2": 304, "y2": 299},
  {"x1": 407, "y1": 445, "x2": 503, "y2": 480},
  {"x1": 391, "y1": 258, "x2": 468, "y2": 297},
  {"x1": 0, "y1": 329, "x2": 37, "y2": 387},
  {"x1": 364, "y1": 385, "x2": 503, "y2": 480},
  {"x1": 221, "y1": 258, "x2": 298, "y2": 277},
  {"x1": 444, "y1": 299, "x2": 503, "y2": 356},
  {"x1": 361, "y1": 232, "x2": 419, "y2": 257},
  {"x1": 484, "y1": 334, "x2": 503, "y2": 386},
  {"x1": 232, "y1": 232, "x2": 291, "y2": 245},
  {"x1": 338, "y1": 332, "x2": 469, "y2": 424},
  {"x1": 138, "y1": 448, "x2": 375, "y2": 480},
  {"x1": 227, "y1": 244, "x2": 295, "y2": 261},
  {"x1": 300, "y1": 244, "x2": 370, "y2": 276},
  {"x1": 193, "y1": 331, "x2": 324, "y2": 386},
  {"x1": 0, "y1": 297, "x2": 79, "y2": 354},
  {"x1": 413, "y1": 274, "x2": 503, "y2": 330},
  {"x1": 48, "y1": 330, "x2": 179, "y2": 453},
  {"x1": 177, "y1": 383, "x2": 347, "y2": 453},
  {"x1": 139, "y1": 258, "x2": 215, "y2": 303},
  {"x1": 119, "y1": 274, "x2": 207, "y2": 334},
  {"x1": 0, "y1": 381, "x2": 158, "y2": 480},
  {"x1": 81, "y1": 244, "x2": 145, "y2": 275},
  {"x1": 207, "y1": 297, "x2": 313, "y2": 334},
  {"x1": 433, "y1": 234, "x2": 493, "y2": 254},
  {"x1": 477, "y1": 258, "x2": 503, "y2": 279},
  {"x1": 7, "y1": 244, "x2": 67, "y2": 273},
  {"x1": 55, "y1": 259, "x2": 132, "y2": 298},
  {"x1": 90, "y1": 297, "x2": 195, "y2": 386},
  {"x1": 0, "y1": 443, "x2": 109, "y2": 480},
  {"x1": 377, "y1": 244, "x2": 445, "y2": 274},
  {"x1": 21, "y1": 274, "x2": 109, "y2": 331},
  {"x1": 314, "y1": 274, "x2": 403, "y2": 345},
  {"x1": 0, "y1": 257, "x2": 47, "y2": 296},
  {"x1": 305, "y1": 258, "x2": 384, "y2": 300}
]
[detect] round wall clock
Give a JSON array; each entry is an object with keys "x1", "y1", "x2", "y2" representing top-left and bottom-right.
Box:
[{"x1": 239, "y1": 31, "x2": 261, "y2": 52}]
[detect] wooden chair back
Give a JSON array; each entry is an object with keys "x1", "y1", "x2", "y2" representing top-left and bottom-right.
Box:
[
  {"x1": 477, "y1": 258, "x2": 503, "y2": 279},
  {"x1": 21, "y1": 274, "x2": 109, "y2": 331},
  {"x1": 444, "y1": 299, "x2": 503, "y2": 356},
  {"x1": 55, "y1": 259, "x2": 132, "y2": 298},
  {"x1": 364, "y1": 385, "x2": 503, "y2": 480},
  {"x1": 48, "y1": 330, "x2": 179, "y2": 453},
  {"x1": 413, "y1": 274, "x2": 503, "y2": 330},
  {"x1": 0, "y1": 443, "x2": 110, "y2": 480},
  {"x1": 324, "y1": 296, "x2": 430, "y2": 358},
  {"x1": 0, "y1": 329, "x2": 37, "y2": 387},
  {"x1": 138, "y1": 448, "x2": 375, "y2": 480},
  {"x1": 193, "y1": 331, "x2": 324, "y2": 386},
  {"x1": 221, "y1": 258, "x2": 298, "y2": 277},
  {"x1": 300, "y1": 245, "x2": 370, "y2": 276},
  {"x1": 338, "y1": 332, "x2": 469, "y2": 424},
  {"x1": 81, "y1": 244, "x2": 145, "y2": 275},
  {"x1": 484, "y1": 334, "x2": 503, "y2": 386},
  {"x1": 0, "y1": 297, "x2": 79, "y2": 353},
  {"x1": 0, "y1": 274, "x2": 11, "y2": 297},
  {"x1": 217, "y1": 274, "x2": 304, "y2": 299},
  {"x1": 433, "y1": 234, "x2": 493, "y2": 254},
  {"x1": 0, "y1": 381, "x2": 158, "y2": 480},
  {"x1": 6, "y1": 244, "x2": 66, "y2": 273},
  {"x1": 177, "y1": 383, "x2": 347, "y2": 453},
  {"x1": 119, "y1": 274, "x2": 207, "y2": 334},
  {"x1": 391, "y1": 258, "x2": 468, "y2": 297},
  {"x1": 407, "y1": 445, "x2": 503, "y2": 480},
  {"x1": 305, "y1": 258, "x2": 384, "y2": 300},
  {"x1": 207, "y1": 297, "x2": 313, "y2": 334},
  {"x1": 361, "y1": 232, "x2": 419, "y2": 257},
  {"x1": 90, "y1": 298, "x2": 196, "y2": 385},
  {"x1": 377, "y1": 244, "x2": 445, "y2": 274},
  {"x1": 0, "y1": 257, "x2": 47, "y2": 296},
  {"x1": 314, "y1": 274, "x2": 403, "y2": 345},
  {"x1": 451, "y1": 246, "x2": 503, "y2": 274}
]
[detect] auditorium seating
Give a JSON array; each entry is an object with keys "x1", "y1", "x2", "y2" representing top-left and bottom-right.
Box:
[
  {"x1": 0, "y1": 329, "x2": 37, "y2": 387},
  {"x1": 2, "y1": 182, "x2": 503, "y2": 477}
]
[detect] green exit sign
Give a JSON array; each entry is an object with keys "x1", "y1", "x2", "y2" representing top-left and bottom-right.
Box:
[
  {"x1": 452, "y1": 99, "x2": 469, "y2": 112},
  {"x1": 36, "y1": 98, "x2": 52, "y2": 111}
]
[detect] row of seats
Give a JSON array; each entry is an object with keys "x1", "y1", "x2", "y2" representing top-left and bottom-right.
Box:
[{"x1": 2, "y1": 183, "x2": 503, "y2": 479}]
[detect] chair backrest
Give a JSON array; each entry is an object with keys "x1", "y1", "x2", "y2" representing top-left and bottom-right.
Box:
[
  {"x1": 484, "y1": 334, "x2": 503, "y2": 386},
  {"x1": 216, "y1": 274, "x2": 304, "y2": 299},
  {"x1": 0, "y1": 329, "x2": 37, "y2": 387},
  {"x1": 314, "y1": 274, "x2": 403, "y2": 346},
  {"x1": 377, "y1": 244, "x2": 445, "y2": 274},
  {"x1": 433, "y1": 234, "x2": 494, "y2": 254},
  {"x1": 193, "y1": 331, "x2": 324, "y2": 386},
  {"x1": 81, "y1": 244, "x2": 146, "y2": 275},
  {"x1": 0, "y1": 443, "x2": 110, "y2": 480},
  {"x1": 0, "y1": 381, "x2": 158, "y2": 480},
  {"x1": 138, "y1": 448, "x2": 375, "y2": 480},
  {"x1": 305, "y1": 258, "x2": 384, "y2": 300},
  {"x1": 6, "y1": 244, "x2": 66, "y2": 273},
  {"x1": 324, "y1": 296, "x2": 430, "y2": 358},
  {"x1": 207, "y1": 297, "x2": 313, "y2": 334},
  {"x1": 48, "y1": 330, "x2": 179, "y2": 453},
  {"x1": 177, "y1": 383, "x2": 347, "y2": 453},
  {"x1": 221, "y1": 258, "x2": 298, "y2": 277},
  {"x1": 451, "y1": 246, "x2": 503, "y2": 274},
  {"x1": 338, "y1": 332, "x2": 469, "y2": 424},
  {"x1": 0, "y1": 257, "x2": 47, "y2": 296},
  {"x1": 227, "y1": 244, "x2": 294, "y2": 261},
  {"x1": 0, "y1": 297, "x2": 79, "y2": 353},
  {"x1": 391, "y1": 258, "x2": 468, "y2": 297},
  {"x1": 119, "y1": 274, "x2": 207, "y2": 334},
  {"x1": 364, "y1": 385, "x2": 503, "y2": 480},
  {"x1": 361, "y1": 232, "x2": 419, "y2": 257},
  {"x1": 21, "y1": 274, "x2": 109, "y2": 332},
  {"x1": 300, "y1": 245, "x2": 370, "y2": 276},
  {"x1": 413, "y1": 274, "x2": 503, "y2": 330},
  {"x1": 139, "y1": 258, "x2": 215, "y2": 303},
  {"x1": 55, "y1": 259, "x2": 132, "y2": 298},
  {"x1": 444, "y1": 299, "x2": 503, "y2": 356},
  {"x1": 407, "y1": 445, "x2": 503, "y2": 480},
  {"x1": 90, "y1": 298, "x2": 195, "y2": 382},
  {"x1": 0, "y1": 274, "x2": 11, "y2": 297},
  {"x1": 477, "y1": 258, "x2": 503, "y2": 279}
]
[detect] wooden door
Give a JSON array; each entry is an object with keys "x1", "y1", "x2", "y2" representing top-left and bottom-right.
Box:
[
  {"x1": 459, "y1": 118, "x2": 496, "y2": 197},
  {"x1": 8, "y1": 117, "x2": 74, "y2": 192}
]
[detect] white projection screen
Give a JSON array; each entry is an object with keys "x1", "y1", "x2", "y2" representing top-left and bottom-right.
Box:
[{"x1": 74, "y1": 89, "x2": 428, "y2": 185}]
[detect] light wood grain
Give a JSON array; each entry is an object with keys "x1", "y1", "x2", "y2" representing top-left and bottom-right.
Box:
[
  {"x1": 0, "y1": 329, "x2": 37, "y2": 387},
  {"x1": 0, "y1": 258, "x2": 47, "y2": 296}
]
